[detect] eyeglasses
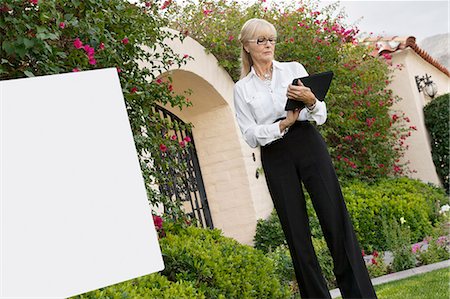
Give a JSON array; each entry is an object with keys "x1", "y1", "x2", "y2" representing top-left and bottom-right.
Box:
[{"x1": 248, "y1": 37, "x2": 277, "y2": 45}]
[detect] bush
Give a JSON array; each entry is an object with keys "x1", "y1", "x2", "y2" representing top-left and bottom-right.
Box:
[
  {"x1": 343, "y1": 178, "x2": 447, "y2": 251},
  {"x1": 160, "y1": 226, "x2": 291, "y2": 299},
  {"x1": 424, "y1": 93, "x2": 449, "y2": 193},
  {"x1": 266, "y1": 239, "x2": 337, "y2": 291},
  {"x1": 255, "y1": 178, "x2": 447, "y2": 254},
  {"x1": 70, "y1": 272, "x2": 205, "y2": 299},
  {"x1": 382, "y1": 216, "x2": 416, "y2": 272}
]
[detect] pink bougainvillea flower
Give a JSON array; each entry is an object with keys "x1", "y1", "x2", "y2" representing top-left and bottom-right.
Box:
[
  {"x1": 183, "y1": 136, "x2": 191, "y2": 142},
  {"x1": 72, "y1": 68, "x2": 80, "y2": 72},
  {"x1": 116, "y1": 67, "x2": 122, "y2": 73},
  {"x1": 130, "y1": 87, "x2": 138, "y2": 94},
  {"x1": 411, "y1": 243, "x2": 421, "y2": 253},
  {"x1": 161, "y1": 0, "x2": 171, "y2": 9},
  {"x1": 159, "y1": 144, "x2": 167, "y2": 152},
  {"x1": 179, "y1": 140, "x2": 186, "y2": 148},
  {"x1": 88, "y1": 58, "x2": 96, "y2": 65},
  {"x1": 73, "y1": 38, "x2": 83, "y2": 49},
  {"x1": 122, "y1": 37, "x2": 129, "y2": 45},
  {"x1": 83, "y1": 45, "x2": 95, "y2": 57},
  {"x1": 99, "y1": 42, "x2": 105, "y2": 50},
  {"x1": 203, "y1": 9, "x2": 213, "y2": 16},
  {"x1": 228, "y1": 35, "x2": 234, "y2": 41},
  {"x1": 29, "y1": 0, "x2": 38, "y2": 5},
  {"x1": 152, "y1": 214, "x2": 163, "y2": 230},
  {"x1": 171, "y1": 135, "x2": 177, "y2": 140},
  {"x1": 59, "y1": 22, "x2": 65, "y2": 29}
]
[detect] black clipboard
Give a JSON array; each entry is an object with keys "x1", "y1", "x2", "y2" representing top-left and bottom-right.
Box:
[{"x1": 284, "y1": 71, "x2": 334, "y2": 111}]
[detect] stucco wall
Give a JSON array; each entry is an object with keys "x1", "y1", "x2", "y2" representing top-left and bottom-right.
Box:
[{"x1": 389, "y1": 48, "x2": 446, "y2": 186}]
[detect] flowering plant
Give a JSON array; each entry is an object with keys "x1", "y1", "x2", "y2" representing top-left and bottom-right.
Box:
[{"x1": 171, "y1": 0, "x2": 414, "y2": 181}]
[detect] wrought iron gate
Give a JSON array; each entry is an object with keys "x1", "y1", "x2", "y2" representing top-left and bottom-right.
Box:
[{"x1": 154, "y1": 106, "x2": 214, "y2": 229}]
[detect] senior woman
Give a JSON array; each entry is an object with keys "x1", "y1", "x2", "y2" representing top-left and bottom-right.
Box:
[{"x1": 233, "y1": 18, "x2": 377, "y2": 299}]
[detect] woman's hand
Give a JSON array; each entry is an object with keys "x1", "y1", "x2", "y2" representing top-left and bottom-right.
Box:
[
  {"x1": 279, "y1": 109, "x2": 300, "y2": 133},
  {"x1": 287, "y1": 82, "x2": 317, "y2": 107}
]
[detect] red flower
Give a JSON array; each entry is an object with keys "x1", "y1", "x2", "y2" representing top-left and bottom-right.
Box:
[
  {"x1": 183, "y1": 136, "x2": 191, "y2": 142},
  {"x1": 316, "y1": 55, "x2": 321, "y2": 61},
  {"x1": 378, "y1": 164, "x2": 384, "y2": 168},
  {"x1": 171, "y1": 135, "x2": 177, "y2": 140},
  {"x1": 168, "y1": 84, "x2": 173, "y2": 92},
  {"x1": 228, "y1": 35, "x2": 235, "y2": 41},
  {"x1": 161, "y1": 0, "x2": 171, "y2": 9},
  {"x1": 344, "y1": 135, "x2": 352, "y2": 142},
  {"x1": 203, "y1": 9, "x2": 213, "y2": 16},
  {"x1": 373, "y1": 250, "x2": 379, "y2": 257},
  {"x1": 160, "y1": 144, "x2": 167, "y2": 152},
  {"x1": 155, "y1": 78, "x2": 162, "y2": 84},
  {"x1": 392, "y1": 114, "x2": 399, "y2": 121},
  {"x1": 88, "y1": 58, "x2": 97, "y2": 65},
  {"x1": 409, "y1": 125, "x2": 417, "y2": 131},
  {"x1": 72, "y1": 68, "x2": 80, "y2": 72},
  {"x1": 99, "y1": 42, "x2": 105, "y2": 50},
  {"x1": 130, "y1": 87, "x2": 138, "y2": 94},
  {"x1": 183, "y1": 54, "x2": 189, "y2": 59},
  {"x1": 59, "y1": 22, "x2": 65, "y2": 29},
  {"x1": 179, "y1": 141, "x2": 186, "y2": 148},
  {"x1": 122, "y1": 37, "x2": 129, "y2": 45},
  {"x1": 152, "y1": 214, "x2": 163, "y2": 230},
  {"x1": 371, "y1": 258, "x2": 377, "y2": 265},
  {"x1": 145, "y1": 1, "x2": 152, "y2": 7},
  {"x1": 73, "y1": 38, "x2": 83, "y2": 49},
  {"x1": 29, "y1": 0, "x2": 38, "y2": 4},
  {"x1": 116, "y1": 67, "x2": 122, "y2": 73},
  {"x1": 362, "y1": 250, "x2": 365, "y2": 256},
  {"x1": 382, "y1": 53, "x2": 392, "y2": 60},
  {"x1": 83, "y1": 45, "x2": 95, "y2": 57}
]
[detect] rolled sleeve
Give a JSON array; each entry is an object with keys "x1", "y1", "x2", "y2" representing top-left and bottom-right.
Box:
[{"x1": 298, "y1": 100, "x2": 327, "y2": 125}]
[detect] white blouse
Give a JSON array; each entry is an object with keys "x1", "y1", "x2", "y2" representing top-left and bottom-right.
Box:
[{"x1": 233, "y1": 60, "x2": 327, "y2": 148}]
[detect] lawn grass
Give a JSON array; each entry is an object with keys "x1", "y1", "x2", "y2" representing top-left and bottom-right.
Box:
[{"x1": 336, "y1": 267, "x2": 449, "y2": 299}]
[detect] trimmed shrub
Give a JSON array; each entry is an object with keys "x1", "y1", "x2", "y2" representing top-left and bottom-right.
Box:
[
  {"x1": 160, "y1": 226, "x2": 291, "y2": 299},
  {"x1": 71, "y1": 272, "x2": 205, "y2": 299},
  {"x1": 254, "y1": 178, "x2": 448, "y2": 254},
  {"x1": 424, "y1": 93, "x2": 449, "y2": 193}
]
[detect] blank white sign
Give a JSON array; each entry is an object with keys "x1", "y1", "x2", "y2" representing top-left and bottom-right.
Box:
[{"x1": 0, "y1": 68, "x2": 164, "y2": 298}]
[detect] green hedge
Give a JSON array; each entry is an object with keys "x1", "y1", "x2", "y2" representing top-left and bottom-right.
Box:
[
  {"x1": 71, "y1": 272, "x2": 205, "y2": 299},
  {"x1": 254, "y1": 178, "x2": 448, "y2": 252},
  {"x1": 160, "y1": 226, "x2": 290, "y2": 299},
  {"x1": 424, "y1": 93, "x2": 449, "y2": 193}
]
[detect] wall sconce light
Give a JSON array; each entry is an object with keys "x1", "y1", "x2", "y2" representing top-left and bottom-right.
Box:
[{"x1": 415, "y1": 74, "x2": 438, "y2": 98}]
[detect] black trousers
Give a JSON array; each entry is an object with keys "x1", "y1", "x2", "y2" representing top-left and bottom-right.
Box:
[{"x1": 261, "y1": 121, "x2": 377, "y2": 299}]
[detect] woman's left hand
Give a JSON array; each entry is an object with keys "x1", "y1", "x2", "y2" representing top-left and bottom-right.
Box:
[{"x1": 287, "y1": 82, "x2": 316, "y2": 107}]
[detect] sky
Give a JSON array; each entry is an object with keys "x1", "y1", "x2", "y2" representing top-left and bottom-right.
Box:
[{"x1": 317, "y1": 0, "x2": 449, "y2": 43}]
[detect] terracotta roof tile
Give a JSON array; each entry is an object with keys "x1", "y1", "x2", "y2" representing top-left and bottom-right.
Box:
[{"x1": 361, "y1": 36, "x2": 450, "y2": 77}]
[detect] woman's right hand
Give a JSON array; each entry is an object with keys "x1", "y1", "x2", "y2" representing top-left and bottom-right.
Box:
[{"x1": 279, "y1": 108, "x2": 300, "y2": 133}]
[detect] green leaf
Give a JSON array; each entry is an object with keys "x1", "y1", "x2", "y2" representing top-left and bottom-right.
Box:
[{"x1": 24, "y1": 70, "x2": 35, "y2": 77}]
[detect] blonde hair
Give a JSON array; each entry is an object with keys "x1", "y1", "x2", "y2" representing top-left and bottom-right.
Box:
[{"x1": 238, "y1": 18, "x2": 277, "y2": 79}]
